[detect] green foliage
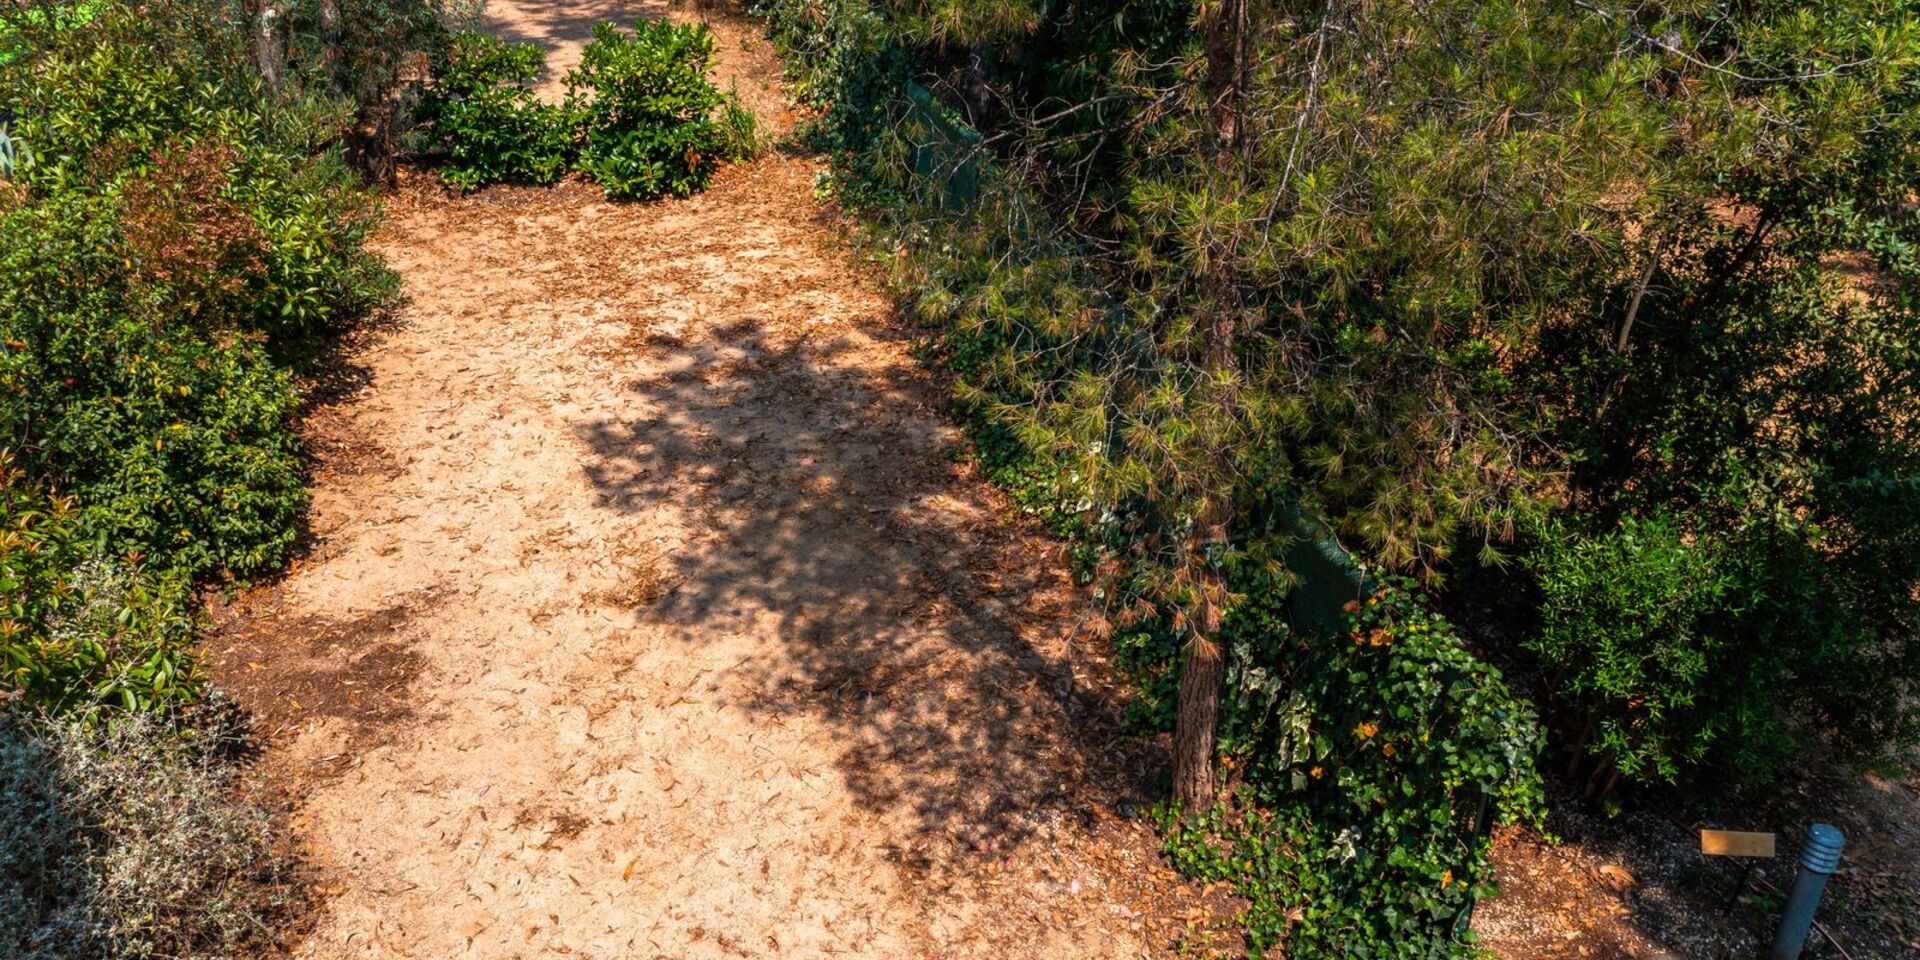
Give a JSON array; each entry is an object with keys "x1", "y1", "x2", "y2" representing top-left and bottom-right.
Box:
[
  {"x1": 0, "y1": 0, "x2": 395, "y2": 715},
  {"x1": 1156, "y1": 583, "x2": 1544, "y2": 958},
  {"x1": 0, "y1": 2, "x2": 400, "y2": 952},
  {"x1": 767, "y1": 0, "x2": 1920, "y2": 795},
  {"x1": 427, "y1": 30, "x2": 574, "y2": 190},
  {"x1": 283, "y1": 0, "x2": 452, "y2": 115},
  {"x1": 1, "y1": 708, "x2": 297, "y2": 959},
  {"x1": 0, "y1": 0, "x2": 104, "y2": 68},
  {"x1": 1525, "y1": 516, "x2": 1746, "y2": 785},
  {"x1": 0, "y1": 459, "x2": 201, "y2": 713},
  {"x1": 751, "y1": 0, "x2": 917, "y2": 196},
  {"x1": 0, "y1": 39, "x2": 367, "y2": 579},
  {"x1": 759, "y1": 0, "x2": 1559, "y2": 949},
  {"x1": 1, "y1": 13, "x2": 395, "y2": 341},
  {"x1": 425, "y1": 22, "x2": 751, "y2": 197},
  {"x1": 1511, "y1": 0, "x2": 1920, "y2": 785},
  {"x1": 567, "y1": 20, "x2": 726, "y2": 199},
  {"x1": 715, "y1": 90, "x2": 764, "y2": 163}
]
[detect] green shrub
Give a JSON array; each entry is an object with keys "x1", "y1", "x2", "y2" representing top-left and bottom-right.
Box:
[
  {"x1": 281, "y1": 0, "x2": 454, "y2": 176},
  {"x1": 567, "y1": 20, "x2": 727, "y2": 200},
  {"x1": 750, "y1": 0, "x2": 916, "y2": 178},
  {"x1": 1524, "y1": 515, "x2": 1753, "y2": 787},
  {"x1": 1, "y1": 457, "x2": 201, "y2": 713},
  {"x1": 0, "y1": 174, "x2": 308, "y2": 581},
  {"x1": 715, "y1": 90, "x2": 764, "y2": 163},
  {"x1": 427, "y1": 30, "x2": 575, "y2": 190},
  {"x1": 424, "y1": 22, "x2": 755, "y2": 197},
  {"x1": 0, "y1": 5, "x2": 395, "y2": 582},
  {"x1": 1528, "y1": 492, "x2": 1920, "y2": 790},
  {"x1": 2, "y1": 14, "x2": 396, "y2": 342},
  {"x1": 1158, "y1": 581, "x2": 1544, "y2": 958},
  {"x1": 0, "y1": 709, "x2": 297, "y2": 959}
]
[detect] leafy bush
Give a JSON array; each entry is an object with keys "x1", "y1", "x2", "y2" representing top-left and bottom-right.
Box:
[
  {"x1": 0, "y1": 4, "x2": 396, "y2": 955},
  {"x1": 0, "y1": 709, "x2": 297, "y2": 960},
  {"x1": 280, "y1": 0, "x2": 454, "y2": 177},
  {"x1": 1529, "y1": 479, "x2": 1920, "y2": 790},
  {"x1": 3, "y1": 14, "x2": 395, "y2": 342},
  {"x1": 567, "y1": 20, "x2": 727, "y2": 199},
  {"x1": 426, "y1": 30, "x2": 574, "y2": 190},
  {"x1": 1525, "y1": 516, "x2": 1749, "y2": 788},
  {"x1": 0, "y1": 0, "x2": 105, "y2": 69},
  {"x1": 1159, "y1": 582, "x2": 1544, "y2": 957},
  {"x1": 423, "y1": 21, "x2": 756, "y2": 197},
  {"x1": 751, "y1": 0, "x2": 916, "y2": 196},
  {"x1": 0, "y1": 4, "x2": 394, "y2": 583},
  {"x1": 0, "y1": 166, "x2": 309, "y2": 580},
  {"x1": 715, "y1": 90, "x2": 764, "y2": 163},
  {"x1": 0, "y1": 458, "x2": 200, "y2": 713}
]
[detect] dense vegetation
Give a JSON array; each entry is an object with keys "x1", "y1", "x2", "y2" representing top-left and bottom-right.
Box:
[
  {"x1": 755, "y1": 0, "x2": 1920, "y2": 952},
  {"x1": 2, "y1": 709, "x2": 295, "y2": 959},
  {"x1": 0, "y1": 0, "x2": 400, "y2": 712},
  {"x1": 3, "y1": 0, "x2": 1915, "y2": 953},
  {"x1": 0, "y1": 0, "x2": 440, "y2": 955},
  {"x1": 0, "y1": 5, "x2": 768, "y2": 952},
  {"x1": 428, "y1": 30, "x2": 575, "y2": 189},
  {"x1": 425, "y1": 19, "x2": 759, "y2": 197}
]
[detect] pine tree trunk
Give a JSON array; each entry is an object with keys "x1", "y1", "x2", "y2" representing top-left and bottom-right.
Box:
[
  {"x1": 1169, "y1": 0, "x2": 1248, "y2": 813},
  {"x1": 1173, "y1": 627, "x2": 1225, "y2": 806},
  {"x1": 1204, "y1": 0, "x2": 1248, "y2": 154}
]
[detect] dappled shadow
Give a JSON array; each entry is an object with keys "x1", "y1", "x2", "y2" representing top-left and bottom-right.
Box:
[{"x1": 575, "y1": 316, "x2": 1155, "y2": 860}]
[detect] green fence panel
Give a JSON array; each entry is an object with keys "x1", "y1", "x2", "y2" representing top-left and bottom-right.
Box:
[
  {"x1": 1281, "y1": 505, "x2": 1374, "y2": 636},
  {"x1": 903, "y1": 80, "x2": 980, "y2": 211}
]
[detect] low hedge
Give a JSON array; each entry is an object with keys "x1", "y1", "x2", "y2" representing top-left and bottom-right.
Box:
[{"x1": 424, "y1": 21, "x2": 758, "y2": 199}]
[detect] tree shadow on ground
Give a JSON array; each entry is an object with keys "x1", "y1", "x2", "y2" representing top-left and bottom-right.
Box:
[{"x1": 575, "y1": 317, "x2": 1156, "y2": 859}]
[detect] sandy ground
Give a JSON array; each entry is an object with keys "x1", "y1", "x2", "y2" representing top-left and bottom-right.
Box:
[{"x1": 205, "y1": 3, "x2": 1233, "y2": 958}]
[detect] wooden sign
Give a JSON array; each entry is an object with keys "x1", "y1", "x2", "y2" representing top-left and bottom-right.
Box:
[{"x1": 1701, "y1": 830, "x2": 1777, "y2": 858}]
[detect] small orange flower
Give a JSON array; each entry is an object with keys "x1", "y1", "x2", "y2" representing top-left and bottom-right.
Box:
[
  {"x1": 1381, "y1": 742, "x2": 1397, "y2": 757},
  {"x1": 1353, "y1": 722, "x2": 1378, "y2": 740}
]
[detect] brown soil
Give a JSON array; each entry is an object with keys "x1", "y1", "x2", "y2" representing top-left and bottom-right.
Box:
[
  {"x1": 204, "y1": 3, "x2": 1234, "y2": 957},
  {"x1": 1473, "y1": 768, "x2": 1920, "y2": 960}
]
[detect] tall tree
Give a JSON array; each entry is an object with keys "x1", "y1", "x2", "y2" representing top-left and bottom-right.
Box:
[{"x1": 1171, "y1": 0, "x2": 1249, "y2": 809}]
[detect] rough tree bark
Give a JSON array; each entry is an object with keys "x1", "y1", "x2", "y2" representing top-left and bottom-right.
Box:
[
  {"x1": 1171, "y1": 567, "x2": 1228, "y2": 806},
  {"x1": 1171, "y1": 0, "x2": 1248, "y2": 812},
  {"x1": 252, "y1": 0, "x2": 285, "y2": 90}
]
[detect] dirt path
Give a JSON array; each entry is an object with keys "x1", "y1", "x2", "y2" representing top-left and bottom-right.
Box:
[{"x1": 206, "y1": 4, "x2": 1223, "y2": 958}]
